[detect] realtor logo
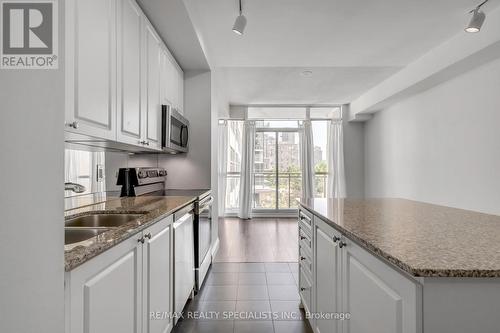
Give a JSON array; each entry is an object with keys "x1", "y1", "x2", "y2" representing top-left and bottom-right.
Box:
[{"x1": 1, "y1": 0, "x2": 58, "y2": 69}]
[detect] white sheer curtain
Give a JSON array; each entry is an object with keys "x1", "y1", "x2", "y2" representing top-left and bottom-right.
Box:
[
  {"x1": 218, "y1": 121, "x2": 228, "y2": 216},
  {"x1": 238, "y1": 120, "x2": 256, "y2": 219},
  {"x1": 300, "y1": 120, "x2": 315, "y2": 198},
  {"x1": 327, "y1": 120, "x2": 346, "y2": 198}
]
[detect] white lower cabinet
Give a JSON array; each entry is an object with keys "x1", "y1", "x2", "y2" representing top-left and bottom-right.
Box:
[
  {"x1": 173, "y1": 213, "x2": 195, "y2": 322},
  {"x1": 142, "y1": 217, "x2": 173, "y2": 333},
  {"x1": 303, "y1": 211, "x2": 420, "y2": 333},
  {"x1": 341, "y1": 237, "x2": 419, "y2": 333},
  {"x1": 314, "y1": 218, "x2": 342, "y2": 333},
  {"x1": 65, "y1": 215, "x2": 173, "y2": 333}
]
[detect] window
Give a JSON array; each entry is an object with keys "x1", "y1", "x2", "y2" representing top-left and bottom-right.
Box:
[
  {"x1": 253, "y1": 121, "x2": 302, "y2": 210},
  {"x1": 222, "y1": 106, "x2": 340, "y2": 215}
]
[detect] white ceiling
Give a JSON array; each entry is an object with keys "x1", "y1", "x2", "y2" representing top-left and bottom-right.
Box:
[
  {"x1": 183, "y1": 0, "x2": 494, "y2": 105},
  {"x1": 214, "y1": 66, "x2": 400, "y2": 105},
  {"x1": 185, "y1": 0, "x2": 481, "y2": 67}
]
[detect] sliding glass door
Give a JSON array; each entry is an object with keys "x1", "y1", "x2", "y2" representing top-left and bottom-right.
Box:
[{"x1": 253, "y1": 129, "x2": 301, "y2": 212}]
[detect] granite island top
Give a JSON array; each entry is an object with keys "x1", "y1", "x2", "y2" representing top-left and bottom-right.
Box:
[
  {"x1": 64, "y1": 195, "x2": 196, "y2": 271},
  {"x1": 298, "y1": 198, "x2": 500, "y2": 278}
]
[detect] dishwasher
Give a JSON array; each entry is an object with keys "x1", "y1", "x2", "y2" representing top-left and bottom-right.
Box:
[{"x1": 173, "y1": 204, "x2": 195, "y2": 322}]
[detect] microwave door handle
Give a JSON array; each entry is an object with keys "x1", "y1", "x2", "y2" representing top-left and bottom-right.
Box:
[
  {"x1": 183, "y1": 125, "x2": 189, "y2": 147},
  {"x1": 179, "y1": 125, "x2": 184, "y2": 146}
]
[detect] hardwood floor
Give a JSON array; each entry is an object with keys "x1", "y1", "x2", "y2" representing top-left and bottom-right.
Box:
[{"x1": 214, "y1": 218, "x2": 298, "y2": 263}]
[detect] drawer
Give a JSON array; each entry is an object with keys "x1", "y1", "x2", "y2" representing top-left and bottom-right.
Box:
[
  {"x1": 299, "y1": 267, "x2": 313, "y2": 313},
  {"x1": 299, "y1": 209, "x2": 312, "y2": 228},
  {"x1": 299, "y1": 246, "x2": 313, "y2": 276},
  {"x1": 299, "y1": 228, "x2": 312, "y2": 250}
]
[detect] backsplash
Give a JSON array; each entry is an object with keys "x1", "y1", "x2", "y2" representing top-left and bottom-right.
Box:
[
  {"x1": 64, "y1": 149, "x2": 106, "y2": 197},
  {"x1": 64, "y1": 148, "x2": 161, "y2": 197},
  {"x1": 104, "y1": 152, "x2": 159, "y2": 192}
]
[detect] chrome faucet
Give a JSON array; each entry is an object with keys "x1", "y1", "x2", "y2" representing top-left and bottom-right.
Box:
[{"x1": 65, "y1": 182, "x2": 86, "y2": 193}]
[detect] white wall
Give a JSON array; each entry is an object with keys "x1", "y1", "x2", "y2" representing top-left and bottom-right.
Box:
[
  {"x1": 343, "y1": 118, "x2": 365, "y2": 198},
  {"x1": 0, "y1": 6, "x2": 65, "y2": 333},
  {"x1": 158, "y1": 70, "x2": 211, "y2": 189},
  {"x1": 364, "y1": 57, "x2": 500, "y2": 215}
]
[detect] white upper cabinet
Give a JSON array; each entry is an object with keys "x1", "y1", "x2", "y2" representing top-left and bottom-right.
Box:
[
  {"x1": 160, "y1": 49, "x2": 175, "y2": 106},
  {"x1": 65, "y1": 0, "x2": 117, "y2": 140},
  {"x1": 116, "y1": 0, "x2": 142, "y2": 146},
  {"x1": 177, "y1": 67, "x2": 184, "y2": 114},
  {"x1": 160, "y1": 49, "x2": 184, "y2": 115},
  {"x1": 144, "y1": 22, "x2": 162, "y2": 150},
  {"x1": 65, "y1": 0, "x2": 184, "y2": 150}
]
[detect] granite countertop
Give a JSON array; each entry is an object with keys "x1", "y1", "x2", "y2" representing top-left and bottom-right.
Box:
[
  {"x1": 298, "y1": 198, "x2": 500, "y2": 278},
  {"x1": 65, "y1": 195, "x2": 196, "y2": 271}
]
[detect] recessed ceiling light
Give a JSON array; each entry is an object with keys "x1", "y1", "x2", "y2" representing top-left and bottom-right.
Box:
[
  {"x1": 465, "y1": 0, "x2": 488, "y2": 33},
  {"x1": 301, "y1": 70, "x2": 313, "y2": 78},
  {"x1": 232, "y1": 0, "x2": 247, "y2": 35}
]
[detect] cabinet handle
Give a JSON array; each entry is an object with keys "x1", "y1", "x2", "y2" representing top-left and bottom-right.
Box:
[
  {"x1": 144, "y1": 233, "x2": 152, "y2": 239},
  {"x1": 333, "y1": 236, "x2": 340, "y2": 243},
  {"x1": 300, "y1": 236, "x2": 306, "y2": 240},
  {"x1": 67, "y1": 121, "x2": 79, "y2": 129},
  {"x1": 339, "y1": 241, "x2": 347, "y2": 248},
  {"x1": 138, "y1": 237, "x2": 145, "y2": 244},
  {"x1": 300, "y1": 287, "x2": 308, "y2": 291},
  {"x1": 300, "y1": 256, "x2": 306, "y2": 261}
]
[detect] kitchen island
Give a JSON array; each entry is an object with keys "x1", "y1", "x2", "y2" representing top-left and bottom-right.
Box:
[{"x1": 298, "y1": 198, "x2": 500, "y2": 333}]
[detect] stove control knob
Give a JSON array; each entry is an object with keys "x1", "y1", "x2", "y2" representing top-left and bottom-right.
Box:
[{"x1": 138, "y1": 170, "x2": 147, "y2": 179}]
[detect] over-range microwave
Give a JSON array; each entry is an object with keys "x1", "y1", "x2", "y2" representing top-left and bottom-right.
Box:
[{"x1": 161, "y1": 105, "x2": 189, "y2": 153}]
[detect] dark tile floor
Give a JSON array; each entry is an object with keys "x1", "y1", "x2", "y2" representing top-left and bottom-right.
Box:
[{"x1": 172, "y1": 262, "x2": 313, "y2": 333}]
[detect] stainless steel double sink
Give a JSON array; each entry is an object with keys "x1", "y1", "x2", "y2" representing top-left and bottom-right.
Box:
[{"x1": 65, "y1": 213, "x2": 144, "y2": 245}]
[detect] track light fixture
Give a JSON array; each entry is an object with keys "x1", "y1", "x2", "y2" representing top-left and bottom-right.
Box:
[
  {"x1": 232, "y1": 0, "x2": 247, "y2": 35},
  {"x1": 465, "y1": 0, "x2": 489, "y2": 33}
]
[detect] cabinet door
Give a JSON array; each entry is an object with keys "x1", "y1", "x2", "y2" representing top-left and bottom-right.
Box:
[
  {"x1": 65, "y1": 0, "x2": 117, "y2": 140},
  {"x1": 116, "y1": 0, "x2": 143, "y2": 146},
  {"x1": 173, "y1": 213, "x2": 195, "y2": 319},
  {"x1": 341, "y1": 239, "x2": 420, "y2": 333},
  {"x1": 143, "y1": 216, "x2": 173, "y2": 333},
  {"x1": 160, "y1": 49, "x2": 174, "y2": 106},
  {"x1": 177, "y1": 67, "x2": 184, "y2": 114},
  {"x1": 144, "y1": 22, "x2": 162, "y2": 150},
  {"x1": 315, "y1": 217, "x2": 341, "y2": 333},
  {"x1": 67, "y1": 236, "x2": 142, "y2": 333}
]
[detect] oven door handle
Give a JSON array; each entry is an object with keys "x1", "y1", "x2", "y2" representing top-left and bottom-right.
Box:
[{"x1": 199, "y1": 196, "x2": 213, "y2": 207}]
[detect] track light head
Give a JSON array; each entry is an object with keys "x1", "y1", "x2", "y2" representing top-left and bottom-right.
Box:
[
  {"x1": 232, "y1": 0, "x2": 246, "y2": 35},
  {"x1": 465, "y1": 8, "x2": 486, "y2": 33},
  {"x1": 465, "y1": 0, "x2": 488, "y2": 33},
  {"x1": 232, "y1": 14, "x2": 247, "y2": 35}
]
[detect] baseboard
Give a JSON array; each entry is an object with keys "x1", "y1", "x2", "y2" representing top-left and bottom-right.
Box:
[{"x1": 211, "y1": 237, "x2": 220, "y2": 257}]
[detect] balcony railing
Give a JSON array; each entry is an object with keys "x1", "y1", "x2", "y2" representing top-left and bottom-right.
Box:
[{"x1": 225, "y1": 171, "x2": 328, "y2": 211}]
